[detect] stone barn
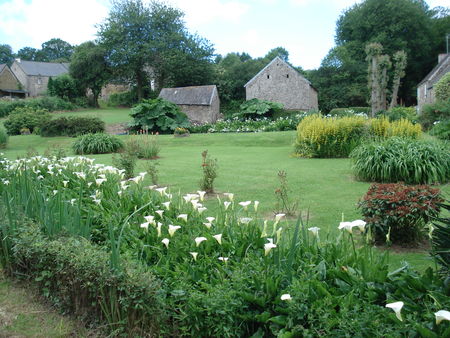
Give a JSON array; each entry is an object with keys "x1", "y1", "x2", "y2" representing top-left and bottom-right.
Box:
[
  {"x1": 158, "y1": 85, "x2": 220, "y2": 124},
  {"x1": 10, "y1": 59, "x2": 69, "y2": 97},
  {"x1": 0, "y1": 64, "x2": 27, "y2": 98},
  {"x1": 244, "y1": 56, "x2": 318, "y2": 111},
  {"x1": 417, "y1": 53, "x2": 450, "y2": 113}
]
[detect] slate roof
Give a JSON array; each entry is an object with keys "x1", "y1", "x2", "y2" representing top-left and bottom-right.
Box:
[
  {"x1": 158, "y1": 85, "x2": 217, "y2": 106},
  {"x1": 418, "y1": 54, "x2": 450, "y2": 87},
  {"x1": 244, "y1": 56, "x2": 314, "y2": 89},
  {"x1": 15, "y1": 60, "x2": 69, "y2": 77}
]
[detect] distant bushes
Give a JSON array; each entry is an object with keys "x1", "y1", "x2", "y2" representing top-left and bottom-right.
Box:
[
  {"x1": 430, "y1": 119, "x2": 450, "y2": 140},
  {"x1": 0, "y1": 96, "x2": 76, "y2": 118},
  {"x1": 420, "y1": 100, "x2": 450, "y2": 130},
  {"x1": 108, "y1": 91, "x2": 138, "y2": 107},
  {"x1": 73, "y1": 133, "x2": 123, "y2": 154},
  {"x1": 350, "y1": 137, "x2": 449, "y2": 184},
  {"x1": 40, "y1": 116, "x2": 105, "y2": 137},
  {"x1": 3, "y1": 107, "x2": 52, "y2": 135},
  {"x1": 380, "y1": 106, "x2": 418, "y2": 122},
  {"x1": 0, "y1": 125, "x2": 8, "y2": 148}
]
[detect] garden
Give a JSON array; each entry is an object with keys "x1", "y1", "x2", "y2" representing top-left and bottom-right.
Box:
[{"x1": 0, "y1": 96, "x2": 449, "y2": 337}]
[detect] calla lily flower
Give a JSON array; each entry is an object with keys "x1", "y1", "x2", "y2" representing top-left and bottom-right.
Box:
[
  {"x1": 140, "y1": 222, "x2": 150, "y2": 230},
  {"x1": 197, "y1": 207, "x2": 207, "y2": 214},
  {"x1": 239, "y1": 201, "x2": 251, "y2": 210},
  {"x1": 275, "y1": 213, "x2": 285, "y2": 223},
  {"x1": 308, "y1": 227, "x2": 320, "y2": 237},
  {"x1": 190, "y1": 252, "x2": 198, "y2": 261},
  {"x1": 95, "y1": 178, "x2": 106, "y2": 186},
  {"x1": 144, "y1": 215, "x2": 156, "y2": 225},
  {"x1": 197, "y1": 191, "x2": 206, "y2": 201},
  {"x1": 224, "y1": 193, "x2": 234, "y2": 201},
  {"x1": 338, "y1": 221, "x2": 354, "y2": 234},
  {"x1": 148, "y1": 185, "x2": 157, "y2": 190},
  {"x1": 261, "y1": 220, "x2": 269, "y2": 237},
  {"x1": 155, "y1": 187, "x2": 167, "y2": 196},
  {"x1": 213, "y1": 234, "x2": 222, "y2": 244},
  {"x1": 168, "y1": 225, "x2": 181, "y2": 237},
  {"x1": 161, "y1": 238, "x2": 169, "y2": 248},
  {"x1": 70, "y1": 198, "x2": 76, "y2": 206},
  {"x1": 386, "y1": 301, "x2": 404, "y2": 321},
  {"x1": 191, "y1": 199, "x2": 200, "y2": 209},
  {"x1": 178, "y1": 214, "x2": 188, "y2": 222},
  {"x1": 264, "y1": 238, "x2": 277, "y2": 256},
  {"x1": 155, "y1": 210, "x2": 164, "y2": 218},
  {"x1": 239, "y1": 217, "x2": 252, "y2": 224},
  {"x1": 156, "y1": 222, "x2": 162, "y2": 237},
  {"x1": 62, "y1": 180, "x2": 69, "y2": 187},
  {"x1": 162, "y1": 201, "x2": 171, "y2": 210},
  {"x1": 218, "y1": 257, "x2": 229, "y2": 262},
  {"x1": 195, "y1": 237, "x2": 207, "y2": 247},
  {"x1": 206, "y1": 217, "x2": 215, "y2": 223},
  {"x1": 276, "y1": 227, "x2": 283, "y2": 242},
  {"x1": 351, "y1": 219, "x2": 366, "y2": 232},
  {"x1": 224, "y1": 201, "x2": 231, "y2": 210},
  {"x1": 203, "y1": 222, "x2": 212, "y2": 229},
  {"x1": 281, "y1": 294, "x2": 292, "y2": 301},
  {"x1": 254, "y1": 200, "x2": 259, "y2": 212},
  {"x1": 435, "y1": 310, "x2": 450, "y2": 325}
]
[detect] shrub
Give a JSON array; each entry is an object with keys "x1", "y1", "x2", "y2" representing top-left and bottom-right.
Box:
[
  {"x1": 47, "y1": 74, "x2": 84, "y2": 102},
  {"x1": 129, "y1": 98, "x2": 190, "y2": 133},
  {"x1": 369, "y1": 117, "x2": 421, "y2": 139},
  {"x1": 359, "y1": 183, "x2": 442, "y2": 245},
  {"x1": 199, "y1": 150, "x2": 218, "y2": 193},
  {"x1": 0, "y1": 96, "x2": 76, "y2": 118},
  {"x1": 383, "y1": 106, "x2": 418, "y2": 122},
  {"x1": 429, "y1": 119, "x2": 450, "y2": 140},
  {"x1": 73, "y1": 133, "x2": 124, "y2": 154},
  {"x1": 295, "y1": 114, "x2": 367, "y2": 157},
  {"x1": 0, "y1": 125, "x2": 8, "y2": 148},
  {"x1": 40, "y1": 116, "x2": 105, "y2": 137},
  {"x1": 125, "y1": 133, "x2": 160, "y2": 159},
  {"x1": 420, "y1": 100, "x2": 450, "y2": 130},
  {"x1": 3, "y1": 107, "x2": 52, "y2": 135},
  {"x1": 434, "y1": 72, "x2": 450, "y2": 102},
  {"x1": 108, "y1": 91, "x2": 138, "y2": 107},
  {"x1": 235, "y1": 98, "x2": 284, "y2": 119},
  {"x1": 350, "y1": 137, "x2": 450, "y2": 184}
]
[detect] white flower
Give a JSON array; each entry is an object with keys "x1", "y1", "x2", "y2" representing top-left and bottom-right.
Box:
[
  {"x1": 195, "y1": 237, "x2": 207, "y2": 247},
  {"x1": 206, "y1": 217, "x2": 215, "y2": 223},
  {"x1": 197, "y1": 190, "x2": 206, "y2": 201},
  {"x1": 190, "y1": 252, "x2": 198, "y2": 261},
  {"x1": 155, "y1": 187, "x2": 167, "y2": 196},
  {"x1": 213, "y1": 234, "x2": 222, "y2": 245},
  {"x1": 168, "y1": 225, "x2": 181, "y2": 237},
  {"x1": 435, "y1": 310, "x2": 450, "y2": 325},
  {"x1": 203, "y1": 222, "x2": 212, "y2": 229},
  {"x1": 161, "y1": 238, "x2": 170, "y2": 248},
  {"x1": 351, "y1": 219, "x2": 366, "y2": 232},
  {"x1": 148, "y1": 185, "x2": 157, "y2": 190},
  {"x1": 223, "y1": 193, "x2": 234, "y2": 201},
  {"x1": 338, "y1": 221, "x2": 354, "y2": 234},
  {"x1": 95, "y1": 178, "x2": 106, "y2": 186},
  {"x1": 308, "y1": 227, "x2": 320, "y2": 237},
  {"x1": 218, "y1": 257, "x2": 229, "y2": 262},
  {"x1": 62, "y1": 180, "x2": 69, "y2": 187},
  {"x1": 129, "y1": 175, "x2": 143, "y2": 184},
  {"x1": 92, "y1": 198, "x2": 101, "y2": 205},
  {"x1": 162, "y1": 201, "x2": 171, "y2": 210},
  {"x1": 156, "y1": 222, "x2": 162, "y2": 237},
  {"x1": 239, "y1": 201, "x2": 251, "y2": 210},
  {"x1": 144, "y1": 215, "x2": 156, "y2": 225},
  {"x1": 224, "y1": 201, "x2": 231, "y2": 210},
  {"x1": 177, "y1": 214, "x2": 188, "y2": 222},
  {"x1": 281, "y1": 294, "x2": 292, "y2": 301},
  {"x1": 261, "y1": 220, "x2": 269, "y2": 237},
  {"x1": 140, "y1": 222, "x2": 150, "y2": 230},
  {"x1": 254, "y1": 200, "x2": 259, "y2": 212},
  {"x1": 386, "y1": 301, "x2": 404, "y2": 321},
  {"x1": 53, "y1": 190, "x2": 58, "y2": 195},
  {"x1": 275, "y1": 213, "x2": 285, "y2": 223},
  {"x1": 155, "y1": 210, "x2": 164, "y2": 218},
  {"x1": 239, "y1": 217, "x2": 253, "y2": 224},
  {"x1": 197, "y1": 207, "x2": 207, "y2": 214},
  {"x1": 70, "y1": 198, "x2": 76, "y2": 206},
  {"x1": 264, "y1": 238, "x2": 277, "y2": 256}
]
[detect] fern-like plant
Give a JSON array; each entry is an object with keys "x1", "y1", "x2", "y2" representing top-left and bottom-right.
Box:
[
  {"x1": 431, "y1": 202, "x2": 450, "y2": 276},
  {"x1": 73, "y1": 133, "x2": 124, "y2": 154}
]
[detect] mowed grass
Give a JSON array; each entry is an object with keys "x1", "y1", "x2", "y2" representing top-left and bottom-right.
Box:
[{"x1": 2, "y1": 123, "x2": 449, "y2": 272}]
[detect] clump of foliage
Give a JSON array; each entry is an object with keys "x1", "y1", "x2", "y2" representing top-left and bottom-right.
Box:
[
  {"x1": 199, "y1": 150, "x2": 218, "y2": 193},
  {"x1": 295, "y1": 114, "x2": 367, "y2": 157},
  {"x1": 108, "y1": 90, "x2": 140, "y2": 107},
  {"x1": 113, "y1": 138, "x2": 140, "y2": 179},
  {"x1": 129, "y1": 98, "x2": 190, "y2": 133},
  {"x1": 382, "y1": 106, "x2": 418, "y2": 122},
  {"x1": 350, "y1": 137, "x2": 449, "y2": 184},
  {"x1": 429, "y1": 119, "x2": 450, "y2": 140},
  {"x1": 3, "y1": 107, "x2": 51, "y2": 135},
  {"x1": 369, "y1": 117, "x2": 421, "y2": 139},
  {"x1": 235, "y1": 98, "x2": 284, "y2": 119},
  {"x1": 174, "y1": 127, "x2": 189, "y2": 136},
  {"x1": 146, "y1": 160, "x2": 159, "y2": 185},
  {"x1": 0, "y1": 96, "x2": 76, "y2": 118},
  {"x1": 274, "y1": 170, "x2": 298, "y2": 216},
  {"x1": 47, "y1": 74, "x2": 84, "y2": 102},
  {"x1": 434, "y1": 72, "x2": 450, "y2": 102},
  {"x1": 126, "y1": 132, "x2": 160, "y2": 159},
  {"x1": 359, "y1": 183, "x2": 442, "y2": 245},
  {"x1": 420, "y1": 100, "x2": 450, "y2": 130},
  {"x1": 73, "y1": 133, "x2": 124, "y2": 155},
  {"x1": 431, "y1": 201, "x2": 450, "y2": 276},
  {"x1": 40, "y1": 116, "x2": 105, "y2": 137},
  {"x1": 0, "y1": 125, "x2": 8, "y2": 148}
]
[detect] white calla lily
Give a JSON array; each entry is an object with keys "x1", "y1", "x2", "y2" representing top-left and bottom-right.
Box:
[
  {"x1": 264, "y1": 238, "x2": 277, "y2": 256},
  {"x1": 155, "y1": 210, "x2": 164, "y2": 218},
  {"x1": 351, "y1": 219, "x2": 366, "y2": 232},
  {"x1": 218, "y1": 257, "x2": 229, "y2": 262},
  {"x1": 275, "y1": 213, "x2": 285, "y2": 223},
  {"x1": 168, "y1": 224, "x2": 181, "y2": 237},
  {"x1": 281, "y1": 294, "x2": 292, "y2": 301},
  {"x1": 190, "y1": 252, "x2": 198, "y2": 261},
  {"x1": 338, "y1": 221, "x2": 354, "y2": 234},
  {"x1": 162, "y1": 201, "x2": 171, "y2": 210},
  {"x1": 308, "y1": 227, "x2": 320, "y2": 237},
  {"x1": 386, "y1": 301, "x2": 404, "y2": 321},
  {"x1": 239, "y1": 201, "x2": 251, "y2": 210},
  {"x1": 224, "y1": 201, "x2": 231, "y2": 210},
  {"x1": 203, "y1": 222, "x2": 212, "y2": 229},
  {"x1": 177, "y1": 214, "x2": 188, "y2": 222},
  {"x1": 140, "y1": 222, "x2": 150, "y2": 230},
  {"x1": 206, "y1": 217, "x2": 215, "y2": 223},
  {"x1": 195, "y1": 237, "x2": 207, "y2": 247},
  {"x1": 156, "y1": 222, "x2": 162, "y2": 237},
  {"x1": 213, "y1": 234, "x2": 222, "y2": 244},
  {"x1": 223, "y1": 193, "x2": 234, "y2": 201},
  {"x1": 254, "y1": 200, "x2": 259, "y2": 212},
  {"x1": 161, "y1": 238, "x2": 169, "y2": 248},
  {"x1": 435, "y1": 310, "x2": 450, "y2": 325},
  {"x1": 197, "y1": 191, "x2": 206, "y2": 201}
]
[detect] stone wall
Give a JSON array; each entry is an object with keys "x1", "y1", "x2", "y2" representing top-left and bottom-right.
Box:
[
  {"x1": 0, "y1": 67, "x2": 20, "y2": 91},
  {"x1": 246, "y1": 60, "x2": 318, "y2": 111},
  {"x1": 179, "y1": 105, "x2": 215, "y2": 124}
]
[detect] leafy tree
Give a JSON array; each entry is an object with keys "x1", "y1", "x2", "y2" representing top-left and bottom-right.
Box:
[
  {"x1": 434, "y1": 72, "x2": 450, "y2": 102},
  {"x1": 47, "y1": 74, "x2": 84, "y2": 102},
  {"x1": 265, "y1": 47, "x2": 289, "y2": 62},
  {"x1": 70, "y1": 41, "x2": 110, "y2": 107},
  {"x1": 16, "y1": 47, "x2": 39, "y2": 61},
  {"x1": 39, "y1": 38, "x2": 74, "y2": 62},
  {"x1": 0, "y1": 44, "x2": 14, "y2": 65}
]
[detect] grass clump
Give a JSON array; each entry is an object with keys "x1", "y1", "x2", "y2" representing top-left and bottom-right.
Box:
[
  {"x1": 0, "y1": 125, "x2": 8, "y2": 148},
  {"x1": 72, "y1": 133, "x2": 123, "y2": 154},
  {"x1": 350, "y1": 137, "x2": 450, "y2": 184}
]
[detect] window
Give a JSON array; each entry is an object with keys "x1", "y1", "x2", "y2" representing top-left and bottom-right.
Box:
[
  {"x1": 286, "y1": 74, "x2": 289, "y2": 78},
  {"x1": 267, "y1": 74, "x2": 270, "y2": 79}
]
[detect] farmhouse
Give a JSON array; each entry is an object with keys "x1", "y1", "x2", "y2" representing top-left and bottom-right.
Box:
[
  {"x1": 158, "y1": 85, "x2": 220, "y2": 124},
  {"x1": 0, "y1": 64, "x2": 27, "y2": 98},
  {"x1": 10, "y1": 59, "x2": 69, "y2": 97},
  {"x1": 417, "y1": 53, "x2": 450, "y2": 112},
  {"x1": 244, "y1": 56, "x2": 318, "y2": 111}
]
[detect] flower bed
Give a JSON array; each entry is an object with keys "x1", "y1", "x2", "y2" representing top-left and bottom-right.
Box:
[{"x1": 0, "y1": 155, "x2": 449, "y2": 336}]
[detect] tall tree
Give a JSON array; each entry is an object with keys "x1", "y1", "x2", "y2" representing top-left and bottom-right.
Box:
[
  {"x1": 265, "y1": 47, "x2": 289, "y2": 62},
  {"x1": 16, "y1": 47, "x2": 39, "y2": 61},
  {"x1": 0, "y1": 44, "x2": 14, "y2": 65},
  {"x1": 70, "y1": 41, "x2": 110, "y2": 108},
  {"x1": 39, "y1": 38, "x2": 74, "y2": 62}
]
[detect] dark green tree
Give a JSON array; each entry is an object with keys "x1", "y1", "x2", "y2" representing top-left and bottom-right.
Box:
[
  {"x1": 39, "y1": 38, "x2": 74, "y2": 62},
  {"x1": 264, "y1": 47, "x2": 289, "y2": 62},
  {"x1": 0, "y1": 44, "x2": 14, "y2": 65},
  {"x1": 16, "y1": 47, "x2": 39, "y2": 61},
  {"x1": 47, "y1": 74, "x2": 84, "y2": 101},
  {"x1": 70, "y1": 41, "x2": 110, "y2": 107}
]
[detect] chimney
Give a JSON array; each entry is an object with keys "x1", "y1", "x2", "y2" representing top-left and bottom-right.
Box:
[{"x1": 438, "y1": 53, "x2": 448, "y2": 63}]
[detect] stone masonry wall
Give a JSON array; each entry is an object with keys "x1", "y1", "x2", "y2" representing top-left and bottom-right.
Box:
[{"x1": 0, "y1": 67, "x2": 20, "y2": 91}]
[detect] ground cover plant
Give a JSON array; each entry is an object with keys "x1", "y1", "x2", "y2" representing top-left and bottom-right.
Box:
[
  {"x1": 350, "y1": 137, "x2": 450, "y2": 184},
  {"x1": 0, "y1": 154, "x2": 449, "y2": 336}
]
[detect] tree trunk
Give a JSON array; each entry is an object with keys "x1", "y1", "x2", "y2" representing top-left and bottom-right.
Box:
[
  {"x1": 370, "y1": 56, "x2": 378, "y2": 118},
  {"x1": 93, "y1": 88, "x2": 100, "y2": 108}
]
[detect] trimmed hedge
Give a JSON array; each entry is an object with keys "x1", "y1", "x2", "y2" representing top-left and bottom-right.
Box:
[
  {"x1": 9, "y1": 221, "x2": 163, "y2": 335},
  {"x1": 40, "y1": 116, "x2": 105, "y2": 137}
]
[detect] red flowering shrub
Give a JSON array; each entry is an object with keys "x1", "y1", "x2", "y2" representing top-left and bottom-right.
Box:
[{"x1": 358, "y1": 183, "x2": 442, "y2": 245}]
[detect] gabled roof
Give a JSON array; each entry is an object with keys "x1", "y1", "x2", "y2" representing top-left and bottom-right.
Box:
[
  {"x1": 418, "y1": 54, "x2": 450, "y2": 87},
  {"x1": 244, "y1": 56, "x2": 313, "y2": 88},
  {"x1": 158, "y1": 85, "x2": 217, "y2": 106},
  {"x1": 14, "y1": 60, "x2": 69, "y2": 77}
]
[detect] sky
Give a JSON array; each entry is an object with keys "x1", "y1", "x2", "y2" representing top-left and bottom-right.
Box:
[{"x1": 0, "y1": 0, "x2": 448, "y2": 70}]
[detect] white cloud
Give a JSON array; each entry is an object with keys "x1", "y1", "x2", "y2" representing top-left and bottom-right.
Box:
[
  {"x1": 0, "y1": 0, "x2": 109, "y2": 51},
  {"x1": 427, "y1": 0, "x2": 450, "y2": 8}
]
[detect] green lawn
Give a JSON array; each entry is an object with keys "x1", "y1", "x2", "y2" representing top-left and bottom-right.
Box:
[{"x1": 2, "y1": 127, "x2": 448, "y2": 273}]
